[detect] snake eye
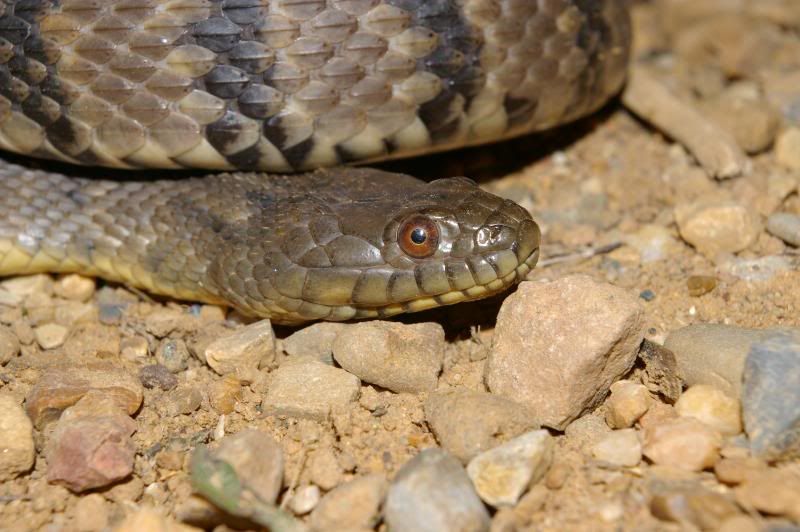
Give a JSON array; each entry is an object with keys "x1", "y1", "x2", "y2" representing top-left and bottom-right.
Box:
[{"x1": 398, "y1": 215, "x2": 439, "y2": 259}]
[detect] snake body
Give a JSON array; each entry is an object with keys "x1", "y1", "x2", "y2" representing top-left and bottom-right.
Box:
[{"x1": 0, "y1": 0, "x2": 630, "y2": 324}]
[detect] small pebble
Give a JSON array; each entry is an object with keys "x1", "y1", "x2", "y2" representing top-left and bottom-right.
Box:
[
  {"x1": 742, "y1": 330, "x2": 800, "y2": 460},
  {"x1": 209, "y1": 375, "x2": 241, "y2": 415},
  {"x1": 168, "y1": 386, "x2": 203, "y2": 416},
  {"x1": 47, "y1": 411, "x2": 137, "y2": 492},
  {"x1": 624, "y1": 224, "x2": 682, "y2": 263},
  {"x1": 650, "y1": 487, "x2": 741, "y2": 530},
  {"x1": 766, "y1": 212, "x2": 800, "y2": 247},
  {"x1": 714, "y1": 457, "x2": 766, "y2": 485},
  {"x1": 775, "y1": 127, "x2": 800, "y2": 170},
  {"x1": 735, "y1": 469, "x2": 800, "y2": 522},
  {"x1": 120, "y1": 336, "x2": 149, "y2": 361},
  {"x1": 0, "y1": 394, "x2": 35, "y2": 481},
  {"x1": 675, "y1": 384, "x2": 742, "y2": 436},
  {"x1": 701, "y1": 92, "x2": 780, "y2": 153},
  {"x1": 308, "y1": 447, "x2": 343, "y2": 491},
  {"x1": 139, "y1": 364, "x2": 178, "y2": 391},
  {"x1": 283, "y1": 322, "x2": 346, "y2": 364},
  {"x1": 289, "y1": 484, "x2": 320, "y2": 515},
  {"x1": 674, "y1": 199, "x2": 760, "y2": 257},
  {"x1": 1, "y1": 274, "x2": 53, "y2": 297},
  {"x1": 263, "y1": 358, "x2": 360, "y2": 421},
  {"x1": 639, "y1": 289, "x2": 655, "y2": 301},
  {"x1": 466, "y1": 429, "x2": 554, "y2": 508},
  {"x1": 34, "y1": 323, "x2": 69, "y2": 350},
  {"x1": 720, "y1": 255, "x2": 794, "y2": 281},
  {"x1": 424, "y1": 389, "x2": 538, "y2": 463},
  {"x1": 592, "y1": 429, "x2": 642, "y2": 467},
  {"x1": 214, "y1": 429, "x2": 284, "y2": 504},
  {"x1": 155, "y1": 338, "x2": 190, "y2": 373},
  {"x1": 333, "y1": 321, "x2": 445, "y2": 393},
  {"x1": 310, "y1": 474, "x2": 387, "y2": 530},
  {"x1": 384, "y1": 448, "x2": 490, "y2": 532},
  {"x1": 642, "y1": 417, "x2": 722, "y2": 471},
  {"x1": 687, "y1": 275, "x2": 718, "y2": 296},
  {"x1": 25, "y1": 362, "x2": 143, "y2": 427},
  {"x1": 605, "y1": 380, "x2": 653, "y2": 429},
  {"x1": 487, "y1": 276, "x2": 645, "y2": 430},
  {"x1": 54, "y1": 274, "x2": 96, "y2": 302},
  {"x1": 0, "y1": 325, "x2": 20, "y2": 365},
  {"x1": 70, "y1": 493, "x2": 110, "y2": 532},
  {"x1": 113, "y1": 508, "x2": 191, "y2": 532},
  {"x1": 204, "y1": 319, "x2": 275, "y2": 375}
]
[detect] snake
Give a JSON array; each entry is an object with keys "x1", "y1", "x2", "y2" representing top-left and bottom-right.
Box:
[{"x1": 0, "y1": 0, "x2": 630, "y2": 324}]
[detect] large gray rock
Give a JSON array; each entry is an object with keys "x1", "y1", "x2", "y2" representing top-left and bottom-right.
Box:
[
  {"x1": 384, "y1": 448, "x2": 489, "y2": 532},
  {"x1": 742, "y1": 330, "x2": 800, "y2": 461},
  {"x1": 487, "y1": 276, "x2": 645, "y2": 430}
]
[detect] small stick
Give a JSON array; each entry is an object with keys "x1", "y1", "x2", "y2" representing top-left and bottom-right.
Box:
[{"x1": 538, "y1": 241, "x2": 623, "y2": 267}]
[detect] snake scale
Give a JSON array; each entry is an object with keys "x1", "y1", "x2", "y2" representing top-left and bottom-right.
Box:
[{"x1": 0, "y1": 0, "x2": 630, "y2": 324}]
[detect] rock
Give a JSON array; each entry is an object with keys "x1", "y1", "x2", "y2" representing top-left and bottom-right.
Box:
[
  {"x1": 642, "y1": 417, "x2": 721, "y2": 471},
  {"x1": 283, "y1": 322, "x2": 346, "y2": 364},
  {"x1": 650, "y1": 487, "x2": 741, "y2": 530},
  {"x1": 605, "y1": 380, "x2": 653, "y2": 429},
  {"x1": 637, "y1": 340, "x2": 682, "y2": 403},
  {"x1": 120, "y1": 336, "x2": 149, "y2": 362},
  {"x1": 0, "y1": 394, "x2": 35, "y2": 481},
  {"x1": 204, "y1": 319, "x2": 275, "y2": 375},
  {"x1": 61, "y1": 322, "x2": 121, "y2": 358},
  {"x1": 208, "y1": 375, "x2": 242, "y2": 415},
  {"x1": 310, "y1": 474, "x2": 387, "y2": 531},
  {"x1": 664, "y1": 324, "x2": 775, "y2": 399},
  {"x1": 676, "y1": 384, "x2": 742, "y2": 436},
  {"x1": 26, "y1": 362, "x2": 143, "y2": 428},
  {"x1": 742, "y1": 330, "x2": 800, "y2": 460},
  {"x1": 70, "y1": 493, "x2": 109, "y2": 532},
  {"x1": 674, "y1": 199, "x2": 760, "y2": 257},
  {"x1": 263, "y1": 358, "x2": 360, "y2": 421},
  {"x1": 623, "y1": 224, "x2": 682, "y2": 263},
  {"x1": 638, "y1": 402, "x2": 679, "y2": 430},
  {"x1": 155, "y1": 338, "x2": 190, "y2": 373},
  {"x1": 718, "y1": 515, "x2": 761, "y2": 532},
  {"x1": 0, "y1": 325, "x2": 20, "y2": 365},
  {"x1": 775, "y1": 127, "x2": 800, "y2": 170},
  {"x1": 466, "y1": 429, "x2": 554, "y2": 508},
  {"x1": 424, "y1": 389, "x2": 538, "y2": 463},
  {"x1": 214, "y1": 429, "x2": 284, "y2": 504},
  {"x1": 687, "y1": 275, "x2": 718, "y2": 297},
  {"x1": 46, "y1": 409, "x2": 137, "y2": 492},
  {"x1": 34, "y1": 323, "x2": 69, "y2": 350},
  {"x1": 289, "y1": 484, "x2": 320, "y2": 516},
  {"x1": 308, "y1": 447, "x2": 343, "y2": 491},
  {"x1": 333, "y1": 321, "x2": 445, "y2": 393},
  {"x1": 139, "y1": 364, "x2": 179, "y2": 391},
  {"x1": 487, "y1": 276, "x2": 645, "y2": 430},
  {"x1": 114, "y1": 507, "x2": 197, "y2": 532},
  {"x1": 720, "y1": 255, "x2": 794, "y2": 282},
  {"x1": 592, "y1": 429, "x2": 642, "y2": 467},
  {"x1": 168, "y1": 387, "x2": 203, "y2": 416},
  {"x1": 384, "y1": 448, "x2": 490, "y2": 532},
  {"x1": 767, "y1": 212, "x2": 800, "y2": 247},
  {"x1": 701, "y1": 92, "x2": 780, "y2": 153},
  {"x1": 714, "y1": 457, "x2": 767, "y2": 485},
  {"x1": 735, "y1": 469, "x2": 800, "y2": 522},
  {"x1": 54, "y1": 274, "x2": 96, "y2": 302}
]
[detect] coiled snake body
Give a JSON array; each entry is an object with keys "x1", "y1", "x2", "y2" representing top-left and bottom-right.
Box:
[{"x1": 0, "y1": 0, "x2": 630, "y2": 324}]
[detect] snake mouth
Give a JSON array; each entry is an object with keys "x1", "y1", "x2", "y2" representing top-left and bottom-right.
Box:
[{"x1": 351, "y1": 244, "x2": 540, "y2": 321}]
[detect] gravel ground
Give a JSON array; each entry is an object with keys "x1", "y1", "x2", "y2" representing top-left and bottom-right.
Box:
[{"x1": 1, "y1": 2, "x2": 800, "y2": 531}]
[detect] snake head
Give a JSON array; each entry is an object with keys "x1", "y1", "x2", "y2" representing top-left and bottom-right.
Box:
[{"x1": 213, "y1": 169, "x2": 540, "y2": 324}]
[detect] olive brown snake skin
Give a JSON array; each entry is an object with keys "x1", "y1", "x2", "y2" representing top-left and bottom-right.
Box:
[{"x1": 0, "y1": 0, "x2": 630, "y2": 324}]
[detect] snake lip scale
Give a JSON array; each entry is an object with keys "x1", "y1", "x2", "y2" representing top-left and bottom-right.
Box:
[{"x1": 0, "y1": 0, "x2": 630, "y2": 323}]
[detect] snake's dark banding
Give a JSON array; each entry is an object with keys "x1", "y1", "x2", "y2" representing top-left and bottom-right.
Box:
[{"x1": 0, "y1": 0, "x2": 630, "y2": 323}]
